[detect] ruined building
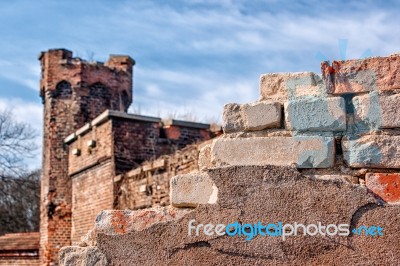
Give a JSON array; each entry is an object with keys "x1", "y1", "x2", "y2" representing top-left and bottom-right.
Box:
[
  {"x1": 0, "y1": 49, "x2": 218, "y2": 266},
  {"x1": 60, "y1": 54, "x2": 400, "y2": 265}
]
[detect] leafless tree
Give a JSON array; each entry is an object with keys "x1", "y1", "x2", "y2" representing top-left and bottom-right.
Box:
[
  {"x1": 0, "y1": 109, "x2": 37, "y2": 177},
  {"x1": 0, "y1": 170, "x2": 40, "y2": 234},
  {"x1": 0, "y1": 109, "x2": 40, "y2": 234}
]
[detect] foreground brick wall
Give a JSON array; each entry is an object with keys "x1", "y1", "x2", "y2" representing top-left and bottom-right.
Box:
[
  {"x1": 39, "y1": 49, "x2": 134, "y2": 265},
  {"x1": 199, "y1": 53, "x2": 400, "y2": 205}
]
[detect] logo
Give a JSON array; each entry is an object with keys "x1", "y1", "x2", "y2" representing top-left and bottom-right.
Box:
[{"x1": 188, "y1": 219, "x2": 383, "y2": 241}]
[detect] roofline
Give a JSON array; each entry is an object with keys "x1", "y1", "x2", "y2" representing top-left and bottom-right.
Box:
[{"x1": 64, "y1": 110, "x2": 162, "y2": 144}]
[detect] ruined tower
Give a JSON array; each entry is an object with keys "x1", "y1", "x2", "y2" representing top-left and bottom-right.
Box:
[{"x1": 39, "y1": 49, "x2": 134, "y2": 265}]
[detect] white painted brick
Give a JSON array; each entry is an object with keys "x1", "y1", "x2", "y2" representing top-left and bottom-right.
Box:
[
  {"x1": 343, "y1": 135, "x2": 400, "y2": 168},
  {"x1": 353, "y1": 93, "x2": 400, "y2": 130},
  {"x1": 206, "y1": 136, "x2": 335, "y2": 169},
  {"x1": 284, "y1": 97, "x2": 346, "y2": 131}
]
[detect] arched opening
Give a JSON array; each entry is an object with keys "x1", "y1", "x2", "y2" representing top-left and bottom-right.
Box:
[{"x1": 53, "y1": 80, "x2": 72, "y2": 99}]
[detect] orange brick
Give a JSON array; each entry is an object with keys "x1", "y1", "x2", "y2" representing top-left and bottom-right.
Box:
[{"x1": 366, "y1": 173, "x2": 400, "y2": 203}]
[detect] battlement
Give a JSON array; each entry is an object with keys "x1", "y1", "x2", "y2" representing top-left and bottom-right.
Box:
[{"x1": 39, "y1": 49, "x2": 134, "y2": 112}]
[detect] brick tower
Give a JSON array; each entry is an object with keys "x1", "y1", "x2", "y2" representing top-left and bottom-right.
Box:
[{"x1": 39, "y1": 49, "x2": 134, "y2": 265}]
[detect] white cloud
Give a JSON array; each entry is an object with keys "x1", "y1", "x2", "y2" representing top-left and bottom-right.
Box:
[{"x1": 0, "y1": 60, "x2": 39, "y2": 91}]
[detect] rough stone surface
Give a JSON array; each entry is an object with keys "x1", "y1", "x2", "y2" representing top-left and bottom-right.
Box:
[
  {"x1": 222, "y1": 102, "x2": 281, "y2": 133},
  {"x1": 284, "y1": 97, "x2": 346, "y2": 131},
  {"x1": 366, "y1": 173, "x2": 400, "y2": 204},
  {"x1": 207, "y1": 136, "x2": 335, "y2": 168},
  {"x1": 66, "y1": 165, "x2": 400, "y2": 265},
  {"x1": 59, "y1": 246, "x2": 108, "y2": 266},
  {"x1": 170, "y1": 172, "x2": 218, "y2": 207},
  {"x1": 304, "y1": 174, "x2": 358, "y2": 184},
  {"x1": 343, "y1": 135, "x2": 400, "y2": 168},
  {"x1": 259, "y1": 72, "x2": 327, "y2": 102},
  {"x1": 241, "y1": 101, "x2": 281, "y2": 131},
  {"x1": 321, "y1": 54, "x2": 400, "y2": 95},
  {"x1": 95, "y1": 206, "x2": 192, "y2": 235},
  {"x1": 198, "y1": 144, "x2": 212, "y2": 170},
  {"x1": 79, "y1": 229, "x2": 96, "y2": 247},
  {"x1": 222, "y1": 103, "x2": 245, "y2": 133},
  {"x1": 353, "y1": 93, "x2": 400, "y2": 130}
]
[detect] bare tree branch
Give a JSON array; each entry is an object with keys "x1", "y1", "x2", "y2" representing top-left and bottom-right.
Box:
[
  {"x1": 0, "y1": 169, "x2": 40, "y2": 234},
  {"x1": 0, "y1": 109, "x2": 40, "y2": 234},
  {"x1": 0, "y1": 109, "x2": 37, "y2": 178}
]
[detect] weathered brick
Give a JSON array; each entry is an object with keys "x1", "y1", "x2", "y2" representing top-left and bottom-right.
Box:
[
  {"x1": 353, "y1": 93, "x2": 400, "y2": 130},
  {"x1": 321, "y1": 54, "x2": 400, "y2": 95},
  {"x1": 207, "y1": 136, "x2": 335, "y2": 168},
  {"x1": 94, "y1": 207, "x2": 192, "y2": 235},
  {"x1": 259, "y1": 72, "x2": 327, "y2": 102},
  {"x1": 366, "y1": 173, "x2": 400, "y2": 204},
  {"x1": 222, "y1": 103, "x2": 245, "y2": 133},
  {"x1": 284, "y1": 97, "x2": 346, "y2": 131},
  {"x1": 343, "y1": 135, "x2": 400, "y2": 168},
  {"x1": 222, "y1": 102, "x2": 281, "y2": 133},
  {"x1": 170, "y1": 173, "x2": 218, "y2": 207},
  {"x1": 241, "y1": 101, "x2": 281, "y2": 131},
  {"x1": 198, "y1": 144, "x2": 212, "y2": 170},
  {"x1": 59, "y1": 246, "x2": 108, "y2": 266}
]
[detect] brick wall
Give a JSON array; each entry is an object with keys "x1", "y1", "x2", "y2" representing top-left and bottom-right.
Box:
[
  {"x1": 66, "y1": 111, "x2": 161, "y2": 242},
  {"x1": 0, "y1": 233, "x2": 39, "y2": 266},
  {"x1": 71, "y1": 160, "x2": 114, "y2": 244},
  {"x1": 195, "y1": 53, "x2": 400, "y2": 205},
  {"x1": 64, "y1": 110, "x2": 215, "y2": 241},
  {"x1": 63, "y1": 110, "x2": 217, "y2": 242},
  {"x1": 160, "y1": 119, "x2": 211, "y2": 153},
  {"x1": 117, "y1": 142, "x2": 206, "y2": 210},
  {"x1": 68, "y1": 121, "x2": 113, "y2": 176},
  {"x1": 67, "y1": 120, "x2": 115, "y2": 244},
  {"x1": 112, "y1": 117, "x2": 161, "y2": 172}
]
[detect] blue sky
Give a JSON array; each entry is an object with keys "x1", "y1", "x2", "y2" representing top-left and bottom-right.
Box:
[{"x1": 0, "y1": 0, "x2": 399, "y2": 169}]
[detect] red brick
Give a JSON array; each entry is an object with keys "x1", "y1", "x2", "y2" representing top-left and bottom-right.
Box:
[
  {"x1": 321, "y1": 54, "x2": 400, "y2": 95},
  {"x1": 366, "y1": 173, "x2": 400, "y2": 204},
  {"x1": 164, "y1": 126, "x2": 181, "y2": 140}
]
